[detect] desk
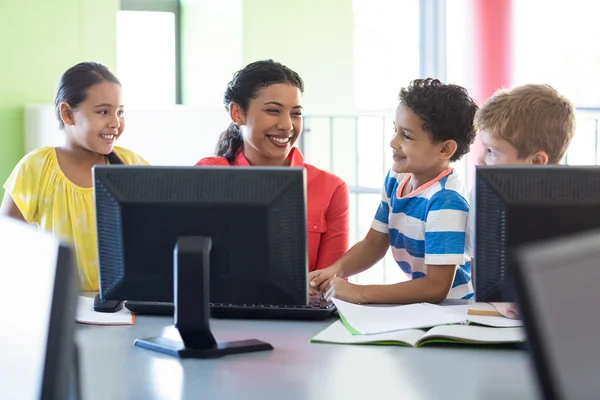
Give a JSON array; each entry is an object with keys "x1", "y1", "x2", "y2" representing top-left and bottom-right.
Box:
[{"x1": 76, "y1": 315, "x2": 540, "y2": 400}]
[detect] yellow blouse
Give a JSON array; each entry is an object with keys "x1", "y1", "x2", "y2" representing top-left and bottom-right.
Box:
[{"x1": 3, "y1": 146, "x2": 149, "y2": 291}]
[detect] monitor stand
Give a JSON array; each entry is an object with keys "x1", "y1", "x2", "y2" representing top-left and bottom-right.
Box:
[
  {"x1": 93, "y1": 293, "x2": 123, "y2": 313},
  {"x1": 134, "y1": 236, "x2": 273, "y2": 358}
]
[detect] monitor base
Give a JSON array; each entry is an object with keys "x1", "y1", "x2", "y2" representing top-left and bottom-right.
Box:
[{"x1": 134, "y1": 334, "x2": 273, "y2": 359}]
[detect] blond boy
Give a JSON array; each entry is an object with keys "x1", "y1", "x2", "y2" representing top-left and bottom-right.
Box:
[{"x1": 466, "y1": 84, "x2": 576, "y2": 317}]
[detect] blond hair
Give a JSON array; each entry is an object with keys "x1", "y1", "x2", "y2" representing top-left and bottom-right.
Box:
[{"x1": 475, "y1": 84, "x2": 576, "y2": 164}]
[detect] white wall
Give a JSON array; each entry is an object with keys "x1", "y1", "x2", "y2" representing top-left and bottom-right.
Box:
[{"x1": 24, "y1": 104, "x2": 230, "y2": 165}]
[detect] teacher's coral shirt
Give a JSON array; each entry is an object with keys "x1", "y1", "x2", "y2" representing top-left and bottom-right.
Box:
[{"x1": 196, "y1": 148, "x2": 349, "y2": 272}]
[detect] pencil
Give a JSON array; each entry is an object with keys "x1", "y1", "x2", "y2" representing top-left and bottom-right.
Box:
[{"x1": 467, "y1": 309, "x2": 503, "y2": 317}]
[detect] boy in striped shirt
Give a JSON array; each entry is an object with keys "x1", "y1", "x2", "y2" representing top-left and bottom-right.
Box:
[{"x1": 309, "y1": 78, "x2": 478, "y2": 304}]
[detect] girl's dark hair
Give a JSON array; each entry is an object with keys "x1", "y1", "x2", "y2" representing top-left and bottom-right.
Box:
[
  {"x1": 399, "y1": 78, "x2": 479, "y2": 162},
  {"x1": 215, "y1": 59, "x2": 304, "y2": 162},
  {"x1": 54, "y1": 61, "x2": 124, "y2": 164}
]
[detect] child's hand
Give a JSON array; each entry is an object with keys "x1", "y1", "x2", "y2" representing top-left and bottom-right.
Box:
[
  {"x1": 309, "y1": 266, "x2": 338, "y2": 294},
  {"x1": 324, "y1": 277, "x2": 365, "y2": 304},
  {"x1": 490, "y1": 302, "x2": 521, "y2": 319},
  {"x1": 309, "y1": 284, "x2": 323, "y2": 296}
]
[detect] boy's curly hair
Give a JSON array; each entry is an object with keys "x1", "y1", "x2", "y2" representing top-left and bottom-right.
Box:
[{"x1": 399, "y1": 78, "x2": 478, "y2": 162}]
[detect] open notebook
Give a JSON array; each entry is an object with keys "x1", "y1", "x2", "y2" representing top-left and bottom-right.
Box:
[
  {"x1": 311, "y1": 320, "x2": 525, "y2": 347},
  {"x1": 332, "y1": 299, "x2": 522, "y2": 335}
]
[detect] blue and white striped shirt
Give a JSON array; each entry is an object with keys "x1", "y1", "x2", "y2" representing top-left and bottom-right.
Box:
[{"x1": 371, "y1": 168, "x2": 473, "y2": 299}]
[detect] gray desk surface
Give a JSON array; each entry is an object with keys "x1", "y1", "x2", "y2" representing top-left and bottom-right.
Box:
[{"x1": 76, "y1": 314, "x2": 541, "y2": 400}]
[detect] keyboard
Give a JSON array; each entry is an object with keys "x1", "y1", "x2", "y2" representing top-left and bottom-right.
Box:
[{"x1": 123, "y1": 298, "x2": 336, "y2": 321}]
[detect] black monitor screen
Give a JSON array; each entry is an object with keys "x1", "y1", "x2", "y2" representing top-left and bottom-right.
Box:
[
  {"x1": 475, "y1": 165, "x2": 600, "y2": 302},
  {"x1": 94, "y1": 166, "x2": 308, "y2": 306}
]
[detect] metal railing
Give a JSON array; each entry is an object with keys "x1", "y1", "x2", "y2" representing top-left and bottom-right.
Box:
[{"x1": 302, "y1": 107, "x2": 600, "y2": 180}]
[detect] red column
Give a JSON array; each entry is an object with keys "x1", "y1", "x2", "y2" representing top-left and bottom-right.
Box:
[{"x1": 466, "y1": 0, "x2": 513, "y2": 185}]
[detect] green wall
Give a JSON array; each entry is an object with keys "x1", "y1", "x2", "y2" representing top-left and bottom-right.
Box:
[
  {"x1": 0, "y1": 0, "x2": 356, "y2": 194},
  {"x1": 0, "y1": 0, "x2": 118, "y2": 195},
  {"x1": 242, "y1": 0, "x2": 355, "y2": 115}
]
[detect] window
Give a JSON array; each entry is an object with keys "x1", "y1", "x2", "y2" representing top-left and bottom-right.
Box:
[
  {"x1": 302, "y1": 0, "x2": 420, "y2": 285},
  {"x1": 445, "y1": 0, "x2": 473, "y2": 94},
  {"x1": 446, "y1": 0, "x2": 600, "y2": 167},
  {"x1": 117, "y1": 0, "x2": 181, "y2": 105},
  {"x1": 512, "y1": 0, "x2": 600, "y2": 165},
  {"x1": 353, "y1": 0, "x2": 420, "y2": 112}
]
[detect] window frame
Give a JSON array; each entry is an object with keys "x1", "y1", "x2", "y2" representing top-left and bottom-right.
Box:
[{"x1": 120, "y1": 0, "x2": 182, "y2": 104}]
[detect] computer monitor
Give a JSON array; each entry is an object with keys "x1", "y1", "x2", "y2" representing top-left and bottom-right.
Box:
[
  {"x1": 513, "y1": 229, "x2": 600, "y2": 400},
  {"x1": 474, "y1": 165, "x2": 600, "y2": 302},
  {"x1": 94, "y1": 165, "x2": 308, "y2": 306},
  {"x1": 0, "y1": 217, "x2": 79, "y2": 399}
]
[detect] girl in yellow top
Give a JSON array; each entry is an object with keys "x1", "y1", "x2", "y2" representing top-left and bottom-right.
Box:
[{"x1": 0, "y1": 62, "x2": 148, "y2": 291}]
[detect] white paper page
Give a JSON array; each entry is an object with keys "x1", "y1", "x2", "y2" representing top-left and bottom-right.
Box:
[
  {"x1": 441, "y1": 303, "x2": 497, "y2": 314},
  {"x1": 76, "y1": 296, "x2": 134, "y2": 325},
  {"x1": 311, "y1": 320, "x2": 426, "y2": 347},
  {"x1": 332, "y1": 298, "x2": 467, "y2": 335},
  {"x1": 466, "y1": 314, "x2": 523, "y2": 327},
  {"x1": 420, "y1": 324, "x2": 526, "y2": 344}
]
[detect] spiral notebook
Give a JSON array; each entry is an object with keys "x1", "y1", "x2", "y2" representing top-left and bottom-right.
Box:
[{"x1": 332, "y1": 298, "x2": 521, "y2": 335}]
